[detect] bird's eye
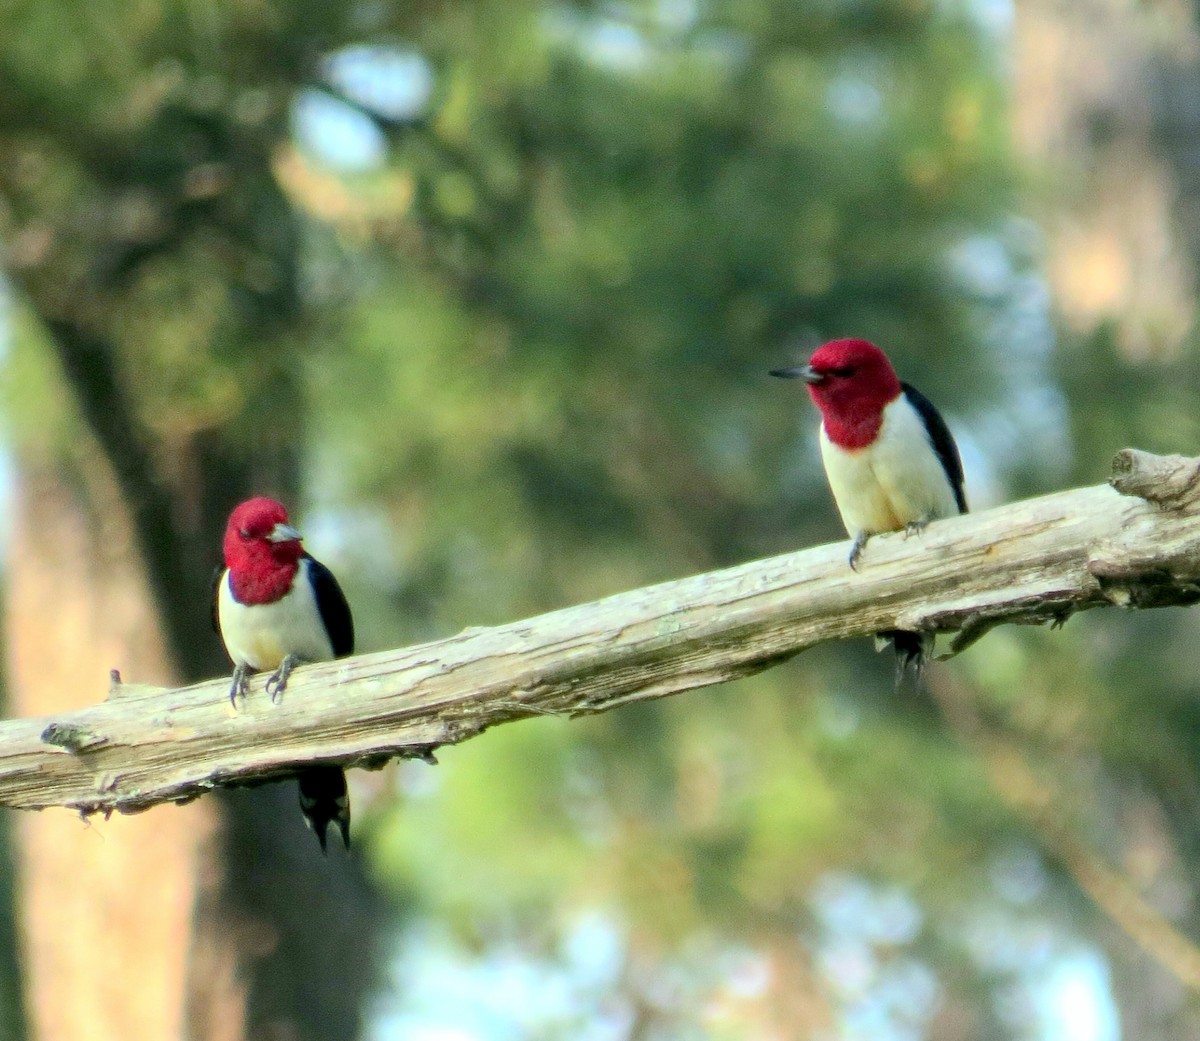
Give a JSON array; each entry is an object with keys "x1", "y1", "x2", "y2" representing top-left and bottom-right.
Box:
[
  {"x1": 828, "y1": 366, "x2": 856, "y2": 378},
  {"x1": 238, "y1": 527, "x2": 251, "y2": 540}
]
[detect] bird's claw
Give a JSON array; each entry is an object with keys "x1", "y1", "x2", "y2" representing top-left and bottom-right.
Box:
[
  {"x1": 229, "y1": 664, "x2": 251, "y2": 708},
  {"x1": 903, "y1": 517, "x2": 930, "y2": 539},
  {"x1": 265, "y1": 654, "x2": 300, "y2": 704},
  {"x1": 848, "y1": 531, "x2": 870, "y2": 571}
]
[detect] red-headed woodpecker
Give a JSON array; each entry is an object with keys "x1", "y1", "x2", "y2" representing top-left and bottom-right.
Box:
[
  {"x1": 771, "y1": 338, "x2": 967, "y2": 677},
  {"x1": 214, "y1": 497, "x2": 355, "y2": 852}
]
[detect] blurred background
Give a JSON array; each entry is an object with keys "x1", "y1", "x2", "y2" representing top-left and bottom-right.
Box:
[{"x1": 1, "y1": 0, "x2": 1199, "y2": 1037}]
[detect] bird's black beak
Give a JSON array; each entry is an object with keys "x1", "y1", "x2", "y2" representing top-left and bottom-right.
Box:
[{"x1": 769, "y1": 364, "x2": 823, "y2": 385}]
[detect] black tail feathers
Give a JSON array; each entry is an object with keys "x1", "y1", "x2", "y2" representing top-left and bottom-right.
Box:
[
  {"x1": 875, "y1": 630, "x2": 933, "y2": 689},
  {"x1": 298, "y1": 766, "x2": 351, "y2": 854}
]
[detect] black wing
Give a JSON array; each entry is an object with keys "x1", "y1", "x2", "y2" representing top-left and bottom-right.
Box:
[
  {"x1": 304, "y1": 555, "x2": 355, "y2": 658},
  {"x1": 901, "y1": 383, "x2": 967, "y2": 514}
]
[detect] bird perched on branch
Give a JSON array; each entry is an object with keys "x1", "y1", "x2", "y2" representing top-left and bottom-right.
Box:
[
  {"x1": 771, "y1": 338, "x2": 967, "y2": 679},
  {"x1": 214, "y1": 496, "x2": 355, "y2": 852}
]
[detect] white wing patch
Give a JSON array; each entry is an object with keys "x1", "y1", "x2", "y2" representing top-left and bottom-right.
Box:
[
  {"x1": 819, "y1": 397, "x2": 961, "y2": 537},
  {"x1": 217, "y1": 559, "x2": 335, "y2": 671}
]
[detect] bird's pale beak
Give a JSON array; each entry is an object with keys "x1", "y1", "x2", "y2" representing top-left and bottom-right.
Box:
[
  {"x1": 267, "y1": 523, "x2": 302, "y2": 544},
  {"x1": 769, "y1": 364, "x2": 824, "y2": 384}
]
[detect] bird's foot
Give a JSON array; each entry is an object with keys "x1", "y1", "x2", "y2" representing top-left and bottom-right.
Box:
[
  {"x1": 229, "y1": 663, "x2": 251, "y2": 708},
  {"x1": 265, "y1": 654, "x2": 300, "y2": 704},
  {"x1": 848, "y1": 531, "x2": 871, "y2": 571},
  {"x1": 903, "y1": 516, "x2": 931, "y2": 539}
]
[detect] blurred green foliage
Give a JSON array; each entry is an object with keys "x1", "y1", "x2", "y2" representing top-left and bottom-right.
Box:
[{"x1": 5, "y1": 0, "x2": 1200, "y2": 1037}]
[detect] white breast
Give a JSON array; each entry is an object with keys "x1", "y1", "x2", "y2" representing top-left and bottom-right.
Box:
[
  {"x1": 818, "y1": 396, "x2": 960, "y2": 537},
  {"x1": 217, "y1": 560, "x2": 335, "y2": 671}
]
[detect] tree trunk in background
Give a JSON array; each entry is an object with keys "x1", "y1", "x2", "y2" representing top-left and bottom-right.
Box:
[
  {"x1": 0, "y1": 823, "x2": 26, "y2": 1041},
  {"x1": 4, "y1": 452, "x2": 232, "y2": 1040},
  {"x1": 0, "y1": 63, "x2": 385, "y2": 1033},
  {"x1": 1013, "y1": 0, "x2": 1199, "y2": 357}
]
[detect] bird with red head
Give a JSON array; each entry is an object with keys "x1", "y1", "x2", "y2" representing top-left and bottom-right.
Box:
[
  {"x1": 772, "y1": 339, "x2": 967, "y2": 678},
  {"x1": 214, "y1": 496, "x2": 355, "y2": 852}
]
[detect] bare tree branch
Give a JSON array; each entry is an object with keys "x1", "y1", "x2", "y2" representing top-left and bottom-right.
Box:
[{"x1": 2, "y1": 448, "x2": 1199, "y2": 816}]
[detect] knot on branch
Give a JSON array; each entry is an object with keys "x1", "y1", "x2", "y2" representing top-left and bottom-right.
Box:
[
  {"x1": 41, "y1": 722, "x2": 108, "y2": 753},
  {"x1": 1110, "y1": 449, "x2": 1200, "y2": 509}
]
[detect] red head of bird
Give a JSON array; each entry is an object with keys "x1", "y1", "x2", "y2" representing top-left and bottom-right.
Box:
[
  {"x1": 222, "y1": 497, "x2": 304, "y2": 604},
  {"x1": 794, "y1": 338, "x2": 903, "y2": 450}
]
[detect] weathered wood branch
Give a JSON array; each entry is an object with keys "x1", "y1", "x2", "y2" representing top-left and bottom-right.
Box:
[{"x1": 3, "y1": 448, "x2": 1200, "y2": 816}]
